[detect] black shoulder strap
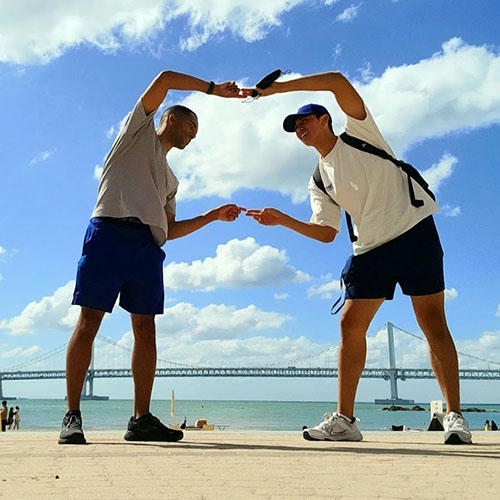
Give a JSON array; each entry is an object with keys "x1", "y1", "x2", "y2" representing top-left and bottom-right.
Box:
[
  {"x1": 339, "y1": 132, "x2": 436, "y2": 206},
  {"x1": 312, "y1": 164, "x2": 358, "y2": 243}
]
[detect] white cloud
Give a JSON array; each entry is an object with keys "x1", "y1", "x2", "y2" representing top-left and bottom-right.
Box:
[
  {"x1": 307, "y1": 276, "x2": 342, "y2": 299},
  {"x1": 0, "y1": 0, "x2": 305, "y2": 64},
  {"x1": 336, "y1": 3, "x2": 362, "y2": 23},
  {"x1": 0, "y1": 281, "x2": 79, "y2": 335},
  {"x1": 29, "y1": 149, "x2": 56, "y2": 165},
  {"x1": 445, "y1": 288, "x2": 458, "y2": 301},
  {"x1": 163, "y1": 237, "x2": 310, "y2": 291},
  {"x1": 274, "y1": 292, "x2": 289, "y2": 300},
  {"x1": 441, "y1": 205, "x2": 461, "y2": 217},
  {"x1": 421, "y1": 154, "x2": 457, "y2": 193},
  {"x1": 90, "y1": 301, "x2": 298, "y2": 368},
  {"x1": 160, "y1": 38, "x2": 500, "y2": 203},
  {"x1": 93, "y1": 164, "x2": 103, "y2": 180},
  {"x1": 0, "y1": 345, "x2": 42, "y2": 359}
]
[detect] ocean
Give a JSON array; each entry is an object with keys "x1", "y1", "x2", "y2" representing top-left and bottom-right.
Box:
[{"x1": 4, "y1": 399, "x2": 500, "y2": 432}]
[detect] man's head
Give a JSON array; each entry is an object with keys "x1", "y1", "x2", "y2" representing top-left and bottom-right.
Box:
[
  {"x1": 1, "y1": 400, "x2": 6, "y2": 406},
  {"x1": 283, "y1": 103, "x2": 333, "y2": 134},
  {"x1": 158, "y1": 105, "x2": 198, "y2": 151}
]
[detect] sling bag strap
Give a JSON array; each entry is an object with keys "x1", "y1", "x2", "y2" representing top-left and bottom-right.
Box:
[
  {"x1": 312, "y1": 164, "x2": 358, "y2": 243},
  {"x1": 339, "y1": 132, "x2": 436, "y2": 205},
  {"x1": 312, "y1": 133, "x2": 436, "y2": 243}
]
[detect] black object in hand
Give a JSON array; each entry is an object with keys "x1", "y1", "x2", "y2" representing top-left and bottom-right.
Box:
[{"x1": 251, "y1": 69, "x2": 282, "y2": 97}]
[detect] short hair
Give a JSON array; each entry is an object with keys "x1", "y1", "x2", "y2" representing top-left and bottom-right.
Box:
[
  {"x1": 313, "y1": 111, "x2": 334, "y2": 133},
  {"x1": 160, "y1": 105, "x2": 197, "y2": 127}
]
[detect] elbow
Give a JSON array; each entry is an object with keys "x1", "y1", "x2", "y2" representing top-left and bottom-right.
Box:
[{"x1": 319, "y1": 227, "x2": 337, "y2": 243}]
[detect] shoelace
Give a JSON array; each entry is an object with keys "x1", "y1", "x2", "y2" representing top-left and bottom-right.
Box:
[
  {"x1": 66, "y1": 414, "x2": 82, "y2": 428},
  {"x1": 322, "y1": 412, "x2": 360, "y2": 424}
]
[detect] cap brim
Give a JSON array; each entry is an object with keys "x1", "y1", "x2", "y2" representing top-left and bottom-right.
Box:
[{"x1": 283, "y1": 114, "x2": 300, "y2": 133}]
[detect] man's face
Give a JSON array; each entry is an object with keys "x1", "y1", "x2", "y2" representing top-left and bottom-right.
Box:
[
  {"x1": 293, "y1": 114, "x2": 322, "y2": 146},
  {"x1": 170, "y1": 112, "x2": 198, "y2": 150}
]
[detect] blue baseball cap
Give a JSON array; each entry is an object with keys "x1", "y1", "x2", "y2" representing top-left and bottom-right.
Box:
[{"x1": 283, "y1": 103, "x2": 331, "y2": 132}]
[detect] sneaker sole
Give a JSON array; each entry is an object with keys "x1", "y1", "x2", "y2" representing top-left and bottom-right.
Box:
[
  {"x1": 58, "y1": 435, "x2": 86, "y2": 445},
  {"x1": 444, "y1": 433, "x2": 472, "y2": 445},
  {"x1": 302, "y1": 430, "x2": 362, "y2": 442},
  {"x1": 124, "y1": 432, "x2": 183, "y2": 443}
]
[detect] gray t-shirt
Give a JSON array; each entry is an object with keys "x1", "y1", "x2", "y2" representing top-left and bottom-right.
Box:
[{"x1": 92, "y1": 99, "x2": 179, "y2": 246}]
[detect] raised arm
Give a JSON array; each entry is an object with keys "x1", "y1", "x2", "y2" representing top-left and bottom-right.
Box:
[
  {"x1": 247, "y1": 71, "x2": 366, "y2": 120},
  {"x1": 141, "y1": 70, "x2": 242, "y2": 116},
  {"x1": 246, "y1": 208, "x2": 337, "y2": 243},
  {"x1": 166, "y1": 204, "x2": 246, "y2": 241}
]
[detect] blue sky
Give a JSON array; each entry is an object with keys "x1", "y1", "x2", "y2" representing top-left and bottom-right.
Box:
[{"x1": 0, "y1": 0, "x2": 499, "y2": 404}]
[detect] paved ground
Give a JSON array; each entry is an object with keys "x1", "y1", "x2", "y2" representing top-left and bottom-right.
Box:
[{"x1": 0, "y1": 430, "x2": 499, "y2": 499}]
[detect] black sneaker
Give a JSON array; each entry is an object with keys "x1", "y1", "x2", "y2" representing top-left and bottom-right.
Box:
[
  {"x1": 58, "y1": 410, "x2": 86, "y2": 445},
  {"x1": 124, "y1": 413, "x2": 184, "y2": 442}
]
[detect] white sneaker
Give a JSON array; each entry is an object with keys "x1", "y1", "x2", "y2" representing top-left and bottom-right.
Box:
[
  {"x1": 303, "y1": 412, "x2": 363, "y2": 442},
  {"x1": 443, "y1": 411, "x2": 472, "y2": 445}
]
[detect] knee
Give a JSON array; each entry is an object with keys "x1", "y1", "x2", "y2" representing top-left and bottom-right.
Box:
[
  {"x1": 132, "y1": 315, "x2": 156, "y2": 340},
  {"x1": 416, "y1": 309, "x2": 449, "y2": 337},
  {"x1": 76, "y1": 308, "x2": 104, "y2": 336}
]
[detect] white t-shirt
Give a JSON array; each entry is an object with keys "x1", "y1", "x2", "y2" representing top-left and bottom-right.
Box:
[
  {"x1": 309, "y1": 107, "x2": 439, "y2": 255},
  {"x1": 92, "y1": 100, "x2": 179, "y2": 246}
]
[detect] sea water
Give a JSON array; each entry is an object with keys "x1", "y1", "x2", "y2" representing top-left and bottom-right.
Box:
[{"x1": 5, "y1": 399, "x2": 500, "y2": 432}]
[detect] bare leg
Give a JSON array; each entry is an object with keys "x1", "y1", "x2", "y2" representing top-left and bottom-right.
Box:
[
  {"x1": 411, "y1": 292, "x2": 461, "y2": 414},
  {"x1": 131, "y1": 314, "x2": 157, "y2": 418},
  {"x1": 66, "y1": 307, "x2": 105, "y2": 411},
  {"x1": 337, "y1": 298, "x2": 384, "y2": 418}
]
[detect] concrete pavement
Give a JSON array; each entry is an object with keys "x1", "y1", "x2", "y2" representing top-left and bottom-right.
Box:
[{"x1": 0, "y1": 430, "x2": 499, "y2": 499}]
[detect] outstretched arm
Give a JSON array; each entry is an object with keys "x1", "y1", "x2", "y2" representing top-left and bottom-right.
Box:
[
  {"x1": 166, "y1": 204, "x2": 246, "y2": 240},
  {"x1": 246, "y1": 208, "x2": 337, "y2": 243},
  {"x1": 142, "y1": 70, "x2": 242, "y2": 115},
  {"x1": 244, "y1": 71, "x2": 366, "y2": 120}
]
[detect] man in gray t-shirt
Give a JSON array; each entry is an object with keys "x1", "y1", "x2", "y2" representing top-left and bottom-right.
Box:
[{"x1": 59, "y1": 71, "x2": 246, "y2": 445}]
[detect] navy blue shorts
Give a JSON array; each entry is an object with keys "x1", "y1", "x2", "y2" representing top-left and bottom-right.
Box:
[
  {"x1": 342, "y1": 216, "x2": 444, "y2": 300},
  {"x1": 72, "y1": 218, "x2": 166, "y2": 314}
]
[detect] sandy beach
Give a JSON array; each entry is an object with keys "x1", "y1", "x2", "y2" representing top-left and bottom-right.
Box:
[{"x1": 0, "y1": 430, "x2": 499, "y2": 499}]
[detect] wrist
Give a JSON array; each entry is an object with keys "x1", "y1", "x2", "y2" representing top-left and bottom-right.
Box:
[{"x1": 206, "y1": 80, "x2": 215, "y2": 95}]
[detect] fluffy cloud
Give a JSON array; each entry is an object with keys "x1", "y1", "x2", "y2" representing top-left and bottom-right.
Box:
[
  {"x1": 0, "y1": 0, "x2": 305, "y2": 64},
  {"x1": 163, "y1": 237, "x2": 310, "y2": 291},
  {"x1": 163, "y1": 38, "x2": 500, "y2": 203},
  {"x1": 336, "y1": 3, "x2": 362, "y2": 23},
  {"x1": 307, "y1": 276, "x2": 342, "y2": 299},
  {"x1": 0, "y1": 281, "x2": 79, "y2": 335},
  {"x1": 445, "y1": 288, "x2": 458, "y2": 301},
  {"x1": 91, "y1": 301, "x2": 297, "y2": 368}
]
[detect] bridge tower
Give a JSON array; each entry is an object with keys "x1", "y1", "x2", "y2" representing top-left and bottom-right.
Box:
[
  {"x1": 81, "y1": 344, "x2": 109, "y2": 401},
  {"x1": 374, "y1": 322, "x2": 415, "y2": 405}
]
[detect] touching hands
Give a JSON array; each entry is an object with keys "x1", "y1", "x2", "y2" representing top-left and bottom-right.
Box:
[
  {"x1": 215, "y1": 81, "x2": 246, "y2": 99},
  {"x1": 245, "y1": 208, "x2": 284, "y2": 226},
  {"x1": 215, "y1": 204, "x2": 247, "y2": 222}
]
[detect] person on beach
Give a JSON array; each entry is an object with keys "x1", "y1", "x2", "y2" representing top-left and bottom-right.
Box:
[
  {"x1": 13, "y1": 406, "x2": 20, "y2": 430},
  {"x1": 7, "y1": 406, "x2": 14, "y2": 430},
  {"x1": 244, "y1": 71, "x2": 472, "y2": 445},
  {"x1": 59, "y1": 70, "x2": 246, "y2": 445},
  {"x1": 1, "y1": 400, "x2": 7, "y2": 432}
]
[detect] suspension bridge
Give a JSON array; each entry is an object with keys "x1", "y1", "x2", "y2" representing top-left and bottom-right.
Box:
[{"x1": 1, "y1": 322, "x2": 500, "y2": 402}]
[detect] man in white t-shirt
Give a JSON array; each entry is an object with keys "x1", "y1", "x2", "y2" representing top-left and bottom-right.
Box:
[
  {"x1": 59, "y1": 71, "x2": 246, "y2": 445},
  {"x1": 245, "y1": 71, "x2": 471, "y2": 445}
]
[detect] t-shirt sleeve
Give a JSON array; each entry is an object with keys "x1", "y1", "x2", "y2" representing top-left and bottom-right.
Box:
[
  {"x1": 344, "y1": 106, "x2": 396, "y2": 157},
  {"x1": 308, "y1": 177, "x2": 342, "y2": 231},
  {"x1": 120, "y1": 99, "x2": 154, "y2": 138}
]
